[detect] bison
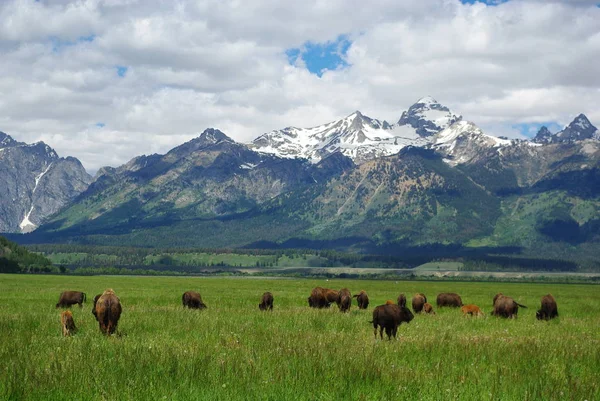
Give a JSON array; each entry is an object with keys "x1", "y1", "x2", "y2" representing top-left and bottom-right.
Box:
[
  {"x1": 412, "y1": 293, "x2": 427, "y2": 313},
  {"x1": 492, "y1": 293, "x2": 526, "y2": 319},
  {"x1": 353, "y1": 290, "x2": 369, "y2": 309},
  {"x1": 397, "y1": 293, "x2": 407, "y2": 308},
  {"x1": 461, "y1": 304, "x2": 484, "y2": 317},
  {"x1": 370, "y1": 303, "x2": 414, "y2": 340},
  {"x1": 259, "y1": 292, "x2": 274, "y2": 311},
  {"x1": 436, "y1": 293, "x2": 463, "y2": 308},
  {"x1": 536, "y1": 294, "x2": 558, "y2": 321},
  {"x1": 91, "y1": 294, "x2": 101, "y2": 321},
  {"x1": 423, "y1": 302, "x2": 435, "y2": 314},
  {"x1": 60, "y1": 310, "x2": 76, "y2": 337},
  {"x1": 308, "y1": 287, "x2": 339, "y2": 309},
  {"x1": 94, "y1": 289, "x2": 122, "y2": 335},
  {"x1": 336, "y1": 288, "x2": 352, "y2": 312},
  {"x1": 56, "y1": 291, "x2": 86, "y2": 308},
  {"x1": 182, "y1": 291, "x2": 207, "y2": 309}
]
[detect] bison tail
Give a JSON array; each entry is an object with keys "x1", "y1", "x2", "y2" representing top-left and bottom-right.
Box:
[
  {"x1": 516, "y1": 303, "x2": 527, "y2": 308},
  {"x1": 352, "y1": 294, "x2": 359, "y2": 298},
  {"x1": 83, "y1": 292, "x2": 87, "y2": 303}
]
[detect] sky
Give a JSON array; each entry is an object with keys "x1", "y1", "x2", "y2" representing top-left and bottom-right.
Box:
[{"x1": 0, "y1": 0, "x2": 599, "y2": 173}]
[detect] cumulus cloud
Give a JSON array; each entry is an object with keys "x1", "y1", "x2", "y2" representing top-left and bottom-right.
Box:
[{"x1": 0, "y1": 0, "x2": 599, "y2": 172}]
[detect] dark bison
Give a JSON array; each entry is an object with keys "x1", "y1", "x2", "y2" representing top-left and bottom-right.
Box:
[
  {"x1": 259, "y1": 292, "x2": 274, "y2": 311},
  {"x1": 536, "y1": 294, "x2": 558, "y2": 321},
  {"x1": 370, "y1": 303, "x2": 414, "y2": 340},
  {"x1": 423, "y1": 302, "x2": 435, "y2": 314},
  {"x1": 412, "y1": 293, "x2": 427, "y2": 313},
  {"x1": 436, "y1": 293, "x2": 463, "y2": 308},
  {"x1": 308, "y1": 287, "x2": 339, "y2": 308},
  {"x1": 182, "y1": 291, "x2": 207, "y2": 309},
  {"x1": 60, "y1": 310, "x2": 76, "y2": 337},
  {"x1": 56, "y1": 291, "x2": 86, "y2": 308},
  {"x1": 353, "y1": 290, "x2": 369, "y2": 309},
  {"x1": 336, "y1": 288, "x2": 352, "y2": 312},
  {"x1": 94, "y1": 289, "x2": 122, "y2": 335},
  {"x1": 397, "y1": 293, "x2": 407, "y2": 308},
  {"x1": 91, "y1": 294, "x2": 101, "y2": 321},
  {"x1": 492, "y1": 293, "x2": 526, "y2": 319}
]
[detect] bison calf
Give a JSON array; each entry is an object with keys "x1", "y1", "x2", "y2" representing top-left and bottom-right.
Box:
[
  {"x1": 536, "y1": 294, "x2": 558, "y2": 321},
  {"x1": 353, "y1": 290, "x2": 369, "y2": 309},
  {"x1": 95, "y1": 289, "x2": 122, "y2": 335},
  {"x1": 423, "y1": 302, "x2": 435, "y2": 314},
  {"x1": 461, "y1": 304, "x2": 484, "y2": 317},
  {"x1": 56, "y1": 291, "x2": 86, "y2": 308},
  {"x1": 259, "y1": 292, "x2": 274, "y2": 311},
  {"x1": 436, "y1": 293, "x2": 463, "y2": 308},
  {"x1": 371, "y1": 303, "x2": 414, "y2": 340},
  {"x1": 412, "y1": 293, "x2": 427, "y2": 313},
  {"x1": 182, "y1": 291, "x2": 207, "y2": 309},
  {"x1": 60, "y1": 310, "x2": 76, "y2": 337}
]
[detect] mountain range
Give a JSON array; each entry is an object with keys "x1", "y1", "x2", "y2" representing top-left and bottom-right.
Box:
[{"x1": 2, "y1": 98, "x2": 599, "y2": 266}]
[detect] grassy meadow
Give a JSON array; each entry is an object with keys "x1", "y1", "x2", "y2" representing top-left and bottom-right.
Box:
[{"x1": 0, "y1": 274, "x2": 599, "y2": 401}]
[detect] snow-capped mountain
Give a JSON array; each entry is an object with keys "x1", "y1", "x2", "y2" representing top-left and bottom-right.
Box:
[
  {"x1": 0, "y1": 132, "x2": 92, "y2": 233},
  {"x1": 251, "y1": 97, "x2": 461, "y2": 164},
  {"x1": 533, "y1": 114, "x2": 599, "y2": 144}
]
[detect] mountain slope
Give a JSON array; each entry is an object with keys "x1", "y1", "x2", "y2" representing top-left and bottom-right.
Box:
[{"x1": 0, "y1": 132, "x2": 92, "y2": 233}]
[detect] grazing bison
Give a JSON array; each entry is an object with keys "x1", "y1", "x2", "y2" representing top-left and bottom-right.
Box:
[
  {"x1": 56, "y1": 291, "x2": 86, "y2": 308},
  {"x1": 182, "y1": 291, "x2": 207, "y2": 309},
  {"x1": 397, "y1": 293, "x2": 407, "y2": 308},
  {"x1": 536, "y1": 294, "x2": 558, "y2": 321},
  {"x1": 259, "y1": 292, "x2": 274, "y2": 311},
  {"x1": 461, "y1": 304, "x2": 484, "y2": 317},
  {"x1": 423, "y1": 302, "x2": 435, "y2": 314},
  {"x1": 412, "y1": 293, "x2": 427, "y2": 313},
  {"x1": 337, "y1": 288, "x2": 352, "y2": 313},
  {"x1": 436, "y1": 293, "x2": 463, "y2": 308},
  {"x1": 353, "y1": 290, "x2": 369, "y2": 309},
  {"x1": 370, "y1": 304, "x2": 414, "y2": 340},
  {"x1": 94, "y1": 289, "x2": 122, "y2": 335},
  {"x1": 60, "y1": 310, "x2": 76, "y2": 337},
  {"x1": 492, "y1": 294, "x2": 526, "y2": 319},
  {"x1": 91, "y1": 294, "x2": 101, "y2": 321},
  {"x1": 308, "y1": 287, "x2": 339, "y2": 309}
]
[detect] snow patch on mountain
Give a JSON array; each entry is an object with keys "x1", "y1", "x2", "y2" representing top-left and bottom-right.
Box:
[{"x1": 19, "y1": 162, "x2": 53, "y2": 232}]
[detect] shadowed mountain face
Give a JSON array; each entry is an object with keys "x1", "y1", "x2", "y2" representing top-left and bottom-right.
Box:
[{"x1": 0, "y1": 132, "x2": 92, "y2": 233}]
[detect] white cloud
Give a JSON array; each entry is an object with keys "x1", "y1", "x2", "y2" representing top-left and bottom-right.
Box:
[{"x1": 0, "y1": 0, "x2": 599, "y2": 173}]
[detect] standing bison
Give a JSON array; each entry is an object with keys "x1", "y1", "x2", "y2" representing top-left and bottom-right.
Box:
[
  {"x1": 91, "y1": 294, "x2": 101, "y2": 321},
  {"x1": 536, "y1": 294, "x2": 558, "y2": 320},
  {"x1": 259, "y1": 292, "x2": 274, "y2": 311},
  {"x1": 461, "y1": 304, "x2": 484, "y2": 317},
  {"x1": 423, "y1": 302, "x2": 435, "y2": 314},
  {"x1": 397, "y1": 293, "x2": 407, "y2": 308},
  {"x1": 436, "y1": 293, "x2": 463, "y2": 308},
  {"x1": 56, "y1": 291, "x2": 86, "y2": 308},
  {"x1": 60, "y1": 310, "x2": 76, "y2": 337},
  {"x1": 182, "y1": 291, "x2": 207, "y2": 309},
  {"x1": 336, "y1": 288, "x2": 352, "y2": 313},
  {"x1": 492, "y1": 293, "x2": 526, "y2": 319},
  {"x1": 370, "y1": 303, "x2": 414, "y2": 340},
  {"x1": 94, "y1": 289, "x2": 122, "y2": 335},
  {"x1": 412, "y1": 293, "x2": 427, "y2": 313},
  {"x1": 308, "y1": 287, "x2": 339, "y2": 309},
  {"x1": 353, "y1": 291, "x2": 369, "y2": 309}
]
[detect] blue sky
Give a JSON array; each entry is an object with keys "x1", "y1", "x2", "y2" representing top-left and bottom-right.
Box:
[{"x1": 286, "y1": 35, "x2": 351, "y2": 77}]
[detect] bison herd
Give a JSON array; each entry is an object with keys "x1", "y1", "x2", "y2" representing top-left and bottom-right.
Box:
[{"x1": 55, "y1": 288, "x2": 559, "y2": 339}]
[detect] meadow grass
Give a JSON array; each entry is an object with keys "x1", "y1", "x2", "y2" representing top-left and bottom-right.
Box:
[{"x1": 0, "y1": 274, "x2": 599, "y2": 401}]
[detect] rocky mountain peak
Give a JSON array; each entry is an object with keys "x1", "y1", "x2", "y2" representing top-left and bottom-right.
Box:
[
  {"x1": 197, "y1": 128, "x2": 234, "y2": 145},
  {"x1": 0, "y1": 132, "x2": 21, "y2": 148},
  {"x1": 397, "y1": 97, "x2": 462, "y2": 137},
  {"x1": 532, "y1": 126, "x2": 553, "y2": 144},
  {"x1": 534, "y1": 114, "x2": 599, "y2": 144}
]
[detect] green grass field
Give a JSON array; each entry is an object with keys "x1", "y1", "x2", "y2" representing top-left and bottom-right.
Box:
[{"x1": 1, "y1": 275, "x2": 599, "y2": 401}]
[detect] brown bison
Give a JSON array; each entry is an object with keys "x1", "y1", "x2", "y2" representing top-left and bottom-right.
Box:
[
  {"x1": 94, "y1": 289, "x2": 122, "y2": 335},
  {"x1": 182, "y1": 291, "x2": 207, "y2": 309},
  {"x1": 536, "y1": 294, "x2": 558, "y2": 321},
  {"x1": 492, "y1": 293, "x2": 526, "y2": 319},
  {"x1": 336, "y1": 288, "x2": 352, "y2": 312},
  {"x1": 436, "y1": 293, "x2": 463, "y2": 308},
  {"x1": 60, "y1": 310, "x2": 76, "y2": 337},
  {"x1": 370, "y1": 303, "x2": 414, "y2": 340},
  {"x1": 259, "y1": 292, "x2": 274, "y2": 311},
  {"x1": 423, "y1": 302, "x2": 435, "y2": 314},
  {"x1": 397, "y1": 293, "x2": 407, "y2": 308},
  {"x1": 56, "y1": 291, "x2": 86, "y2": 308},
  {"x1": 461, "y1": 304, "x2": 484, "y2": 317},
  {"x1": 412, "y1": 293, "x2": 427, "y2": 313},
  {"x1": 308, "y1": 287, "x2": 339, "y2": 309},
  {"x1": 353, "y1": 290, "x2": 369, "y2": 309},
  {"x1": 91, "y1": 294, "x2": 101, "y2": 321}
]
